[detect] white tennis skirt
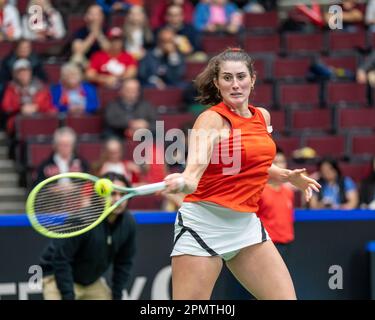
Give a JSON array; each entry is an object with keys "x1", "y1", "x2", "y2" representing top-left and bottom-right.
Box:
[{"x1": 170, "y1": 201, "x2": 270, "y2": 261}]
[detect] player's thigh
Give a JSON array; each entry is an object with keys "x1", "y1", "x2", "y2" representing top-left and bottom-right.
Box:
[
  {"x1": 172, "y1": 255, "x2": 223, "y2": 300},
  {"x1": 78, "y1": 278, "x2": 112, "y2": 300},
  {"x1": 226, "y1": 240, "x2": 296, "y2": 300},
  {"x1": 42, "y1": 275, "x2": 62, "y2": 300}
]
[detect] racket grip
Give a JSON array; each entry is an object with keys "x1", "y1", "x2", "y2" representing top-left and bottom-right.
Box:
[{"x1": 135, "y1": 182, "x2": 166, "y2": 195}]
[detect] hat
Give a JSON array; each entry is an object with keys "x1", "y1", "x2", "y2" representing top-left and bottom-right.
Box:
[
  {"x1": 107, "y1": 27, "x2": 123, "y2": 39},
  {"x1": 13, "y1": 59, "x2": 31, "y2": 71}
]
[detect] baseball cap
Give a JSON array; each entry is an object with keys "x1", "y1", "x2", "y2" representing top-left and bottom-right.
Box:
[
  {"x1": 107, "y1": 27, "x2": 123, "y2": 39},
  {"x1": 13, "y1": 59, "x2": 31, "y2": 71}
]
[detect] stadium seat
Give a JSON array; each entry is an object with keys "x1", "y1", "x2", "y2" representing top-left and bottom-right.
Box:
[
  {"x1": 254, "y1": 58, "x2": 267, "y2": 82},
  {"x1": 16, "y1": 115, "x2": 60, "y2": 142},
  {"x1": 351, "y1": 135, "x2": 375, "y2": 157},
  {"x1": 27, "y1": 143, "x2": 53, "y2": 170},
  {"x1": 0, "y1": 42, "x2": 13, "y2": 59},
  {"x1": 184, "y1": 62, "x2": 206, "y2": 81},
  {"x1": 337, "y1": 107, "x2": 375, "y2": 130},
  {"x1": 252, "y1": 83, "x2": 273, "y2": 107},
  {"x1": 274, "y1": 57, "x2": 311, "y2": 80},
  {"x1": 243, "y1": 11, "x2": 279, "y2": 33},
  {"x1": 269, "y1": 110, "x2": 285, "y2": 133},
  {"x1": 65, "y1": 115, "x2": 104, "y2": 136},
  {"x1": 278, "y1": 83, "x2": 320, "y2": 108},
  {"x1": 143, "y1": 87, "x2": 184, "y2": 112},
  {"x1": 339, "y1": 162, "x2": 370, "y2": 183},
  {"x1": 98, "y1": 88, "x2": 118, "y2": 108},
  {"x1": 326, "y1": 83, "x2": 367, "y2": 106},
  {"x1": 77, "y1": 142, "x2": 103, "y2": 163},
  {"x1": 18, "y1": 0, "x2": 28, "y2": 14},
  {"x1": 371, "y1": 32, "x2": 375, "y2": 48},
  {"x1": 201, "y1": 35, "x2": 241, "y2": 55},
  {"x1": 284, "y1": 33, "x2": 324, "y2": 55},
  {"x1": 157, "y1": 113, "x2": 195, "y2": 132},
  {"x1": 244, "y1": 34, "x2": 280, "y2": 54},
  {"x1": 128, "y1": 194, "x2": 163, "y2": 210},
  {"x1": 304, "y1": 135, "x2": 346, "y2": 157},
  {"x1": 44, "y1": 64, "x2": 61, "y2": 84},
  {"x1": 273, "y1": 136, "x2": 300, "y2": 157},
  {"x1": 328, "y1": 31, "x2": 366, "y2": 52},
  {"x1": 32, "y1": 40, "x2": 66, "y2": 56},
  {"x1": 67, "y1": 15, "x2": 86, "y2": 35},
  {"x1": 291, "y1": 109, "x2": 331, "y2": 132},
  {"x1": 110, "y1": 14, "x2": 126, "y2": 28},
  {"x1": 320, "y1": 55, "x2": 357, "y2": 73}
]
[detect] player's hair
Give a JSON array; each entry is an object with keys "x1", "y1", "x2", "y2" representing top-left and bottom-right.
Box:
[
  {"x1": 195, "y1": 48, "x2": 256, "y2": 106},
  {"x1": 101, "y1": 171, "x2": 132, "y2": 188}
]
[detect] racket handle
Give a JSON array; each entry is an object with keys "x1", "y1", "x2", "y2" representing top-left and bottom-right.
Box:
[{"x1": 135, "y1": 182, "x2": 166, "y2": 195}]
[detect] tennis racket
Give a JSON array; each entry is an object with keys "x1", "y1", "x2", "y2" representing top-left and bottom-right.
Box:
[{"x1": 25, "y1": 172, "x2": 167, "y2": 239}]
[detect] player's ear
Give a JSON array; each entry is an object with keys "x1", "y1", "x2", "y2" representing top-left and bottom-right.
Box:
[{"x1": 250, "y1": 74, "x2": 256, "y2": 90}]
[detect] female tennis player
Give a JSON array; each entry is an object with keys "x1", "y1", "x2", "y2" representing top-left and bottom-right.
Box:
[{"x1": 163, "y1": 48, "x2": 321, "y2": 300}]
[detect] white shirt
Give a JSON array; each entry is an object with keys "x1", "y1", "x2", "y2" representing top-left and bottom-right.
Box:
[{"x1": 1, "y1": 4, "x2": 22, "y2": 40}]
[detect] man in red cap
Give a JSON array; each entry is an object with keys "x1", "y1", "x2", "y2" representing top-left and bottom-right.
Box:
[{"x1": 86, "y1": 26, "x2": 138, "y2": 89}]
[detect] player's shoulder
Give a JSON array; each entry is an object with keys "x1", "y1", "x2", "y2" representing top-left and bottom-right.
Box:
[
  {"x1": 194, "y1": 109, "x2": 226, "y2": 130},
  {"x1": 255, "y1": 107, "x2": 271, "y2": 126}
]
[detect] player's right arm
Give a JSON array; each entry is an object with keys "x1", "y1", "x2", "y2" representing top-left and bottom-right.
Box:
[{"x1": 164, "y1": 110, "x2": 227, "y2": 194}]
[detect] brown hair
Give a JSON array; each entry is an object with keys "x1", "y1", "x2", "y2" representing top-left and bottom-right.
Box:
[{"x1": 195, "y1": 48, "x2": 256, "y2": 106}]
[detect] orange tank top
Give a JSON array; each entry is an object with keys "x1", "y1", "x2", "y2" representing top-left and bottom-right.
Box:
[{"x1": 184, "y1": 102, "x2": 276, "y2": 213}]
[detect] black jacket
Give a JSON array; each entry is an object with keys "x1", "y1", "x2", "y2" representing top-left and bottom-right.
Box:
[{"x1": 39, "y1": 212, "x2": 137, "y2": 300}]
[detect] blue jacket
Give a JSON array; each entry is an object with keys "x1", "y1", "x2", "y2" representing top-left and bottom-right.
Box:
[
  {"x1": 51, "y1": 82, "x2": 99, "y2": 114},
  {"x1": 193, "y1": 2, "x2": 239, "y2": 31}
]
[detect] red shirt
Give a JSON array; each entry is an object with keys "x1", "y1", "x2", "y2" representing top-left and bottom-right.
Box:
[
  {"x1": 184, "y1": 103, "x2": 276, "y2": 213},
  {"x1": 257, "y1": 184, "x2": 295, "y2": 244},
  {"x1": 88, "y1": 50, "x2": 137, "y2": 76}
]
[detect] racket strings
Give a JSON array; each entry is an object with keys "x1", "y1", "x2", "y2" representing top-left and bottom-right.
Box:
[{"x1": 33, "y1": 178, "x2": 108, "y2": 234}]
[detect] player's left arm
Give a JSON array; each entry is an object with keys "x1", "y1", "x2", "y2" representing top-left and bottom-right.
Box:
[{"x1": 258, "y1": 107, "x2": 321, "y2": 202}]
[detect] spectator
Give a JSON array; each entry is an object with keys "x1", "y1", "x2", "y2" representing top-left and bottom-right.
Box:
[
  {"x1": 86, "y1": 26, "x2": 138, "y2": 89},
  {"x1": 35, "y1": 127, "x2": 89, "y2": 184},
  {"x1": 0, "y1": 0, "x2": 22, "y2": 41},
  {"x1": 51, "y1": 63, "x2": 99, "y2": 115},
  {"x1": 104, "y1": 78, "x2": 156, "y2": 139},
  {"x1": 138, "y1": 27, "x2": 185, "y2": 89},
  {"x1": 123, "y1": 5, "x2": 154, "y2": 60},
  {"x1": 310, "y1": 158, "x2": 359, "y2": 209},
  {"x1": 22, "y1": 0, "x2": 66, "y2": 40},
  {"x1": 356, "y1": 51, "x2": 375, "y2": 88},
  {"x1": 96, "y1": 0, "x2": 143, "y2": 15},
  {"x1": 92, "y1": 137, "x2": 140, "y2": 183},
  {"x1": 325, "y1": 0, "x2": 364, "y2": 32},
  {"x1": 151, "y1": 0, "x2": 194, "y2": 30},
  {"x1": 359, "y1": 158, "x2": 375, "y2": 209},
  {"x1": 257, "y1": 147, "x2": 295, "y2": 262},
  {"x1": 193, "y1": 0, "x2": 243, "y2": 34},
  {"x1": 365, "y1": 0, "x2": 375, "y2": 31},
  {"x1": 70, "y1": 4, "x2": 109, "y2": 69},
  {"x1": 40, "y1": 171, "x2": 136, "y2": 300},
  {"x1": 1, "y1": 59, "x2": 54, "y2": 136},
  {"x1": 0, "y1": 38, "x2": 47, "y2": 97},
  {"x1": 243, "y1": 0, "x2": 265, "y2": 13},
  {"x1": 159, "y1": 4, "x2": 201, "y2": 55}
]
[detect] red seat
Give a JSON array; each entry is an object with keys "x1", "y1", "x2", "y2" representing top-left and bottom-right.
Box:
[
  {"x1": 279, "y1": 83, "x2": 320, "y2": 107},
  {"x1": 254, "y1": 58, "x2": 266, "y2": 81},
  {"x1": 304, "y1": 135, "x2": 346, "y2": 157},
  {"x1": 98, "y1": 88, "x2": 118, "y2": 107},
  {"x1": 202, "y1": 35, "x2": 241, "y2": 55},
  {"x1": 77, "y1": 142, "x2": 103, "y2": 163},
  {"x1": 274, "y1": 57, "x2": 311, "y2": 80},
  {"x1": 65, "y1": 115, "x2": 103, "y2": 135},
  {"x1": 110, "y1": 14, "x2": 126, "y2": 28},
  {"x1": 184, "y1": 62, "x2": 206, "y2": 81},
  {"x1": 27, "y1": 143, "x2": 53, "y2": 169},
  {"x1": 243, "y1": 11, "x2": 279, "y2": 32},
  {"x1": 244, "y1": 34, "x2": 280, "y2": 54},
  {"x1": 252, "y1": 84, "x2": 273, "y2": 107},
  {"x1": 269, "y1": 110, "x2": 285, "y2": 133},
  {"x1": 0, "y1": 42, "x2": 13, "y2": 59},
  {"x1": 32, "y1": 40, "x2": 66, "y2": 55},
  {"x1": 338, "y1": 107, "x2": 375, "y2": 130},
  {"x1": 327, "y1": 83, "x2": 367, "y2": 106},
  {"x1": 18, "y1": 0, "x2": 28, "y2": 14},
  {"x1": 143, "y1": 87, "x2": 184, "y2": 110},
  {"x1": 291, "y1": 109, "x2": 331, "y2": 131},
  {"x1": 351, "y1": 135, "x2": 375, "y2": 156},
  {"x1": 320, "y1": 55, "x2": 357, "y2": 73},
  {"x1": 273, "y1": 136, "x2": 300, "y2": 157},
  {"x1": 372, "y1": 32, "x2": 375, "y2": 48},
  {"x1": 157, "y1": 113, "x2": 195, "y2": 132},
  {"x1": 339, "y1": 162, "x2": 369, "y2": 183},
  {"x1": 328, "y1": 31, "x2": 366, "y2": 51},
  {"x1": 127, "y1": 195, "x2": 163, "y2": 210},
  {"x1": 285, "y1": 33, "x2": 324, "y2": 54},
  {"x1": 16, "y1": 115, "x2": 60, "y2": 142},
  {"x1": 44, "y1": 64, "x2": 61, "y2": 84},
  {"x1": 67, "y1": 15, "x2": 86, "y2": 35}
]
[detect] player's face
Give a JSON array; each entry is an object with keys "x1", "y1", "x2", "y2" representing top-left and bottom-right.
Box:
[
  {"x1": 111, "y1": 179, "x2": 128, "y2": 215},
  {"x1": 215, "y1": 61, "x2": 255, "y2": 109}
]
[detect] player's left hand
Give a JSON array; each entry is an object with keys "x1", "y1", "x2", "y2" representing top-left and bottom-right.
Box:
[{"x1": 287, "y1": 169, "x2": 321, "y2": 202}]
